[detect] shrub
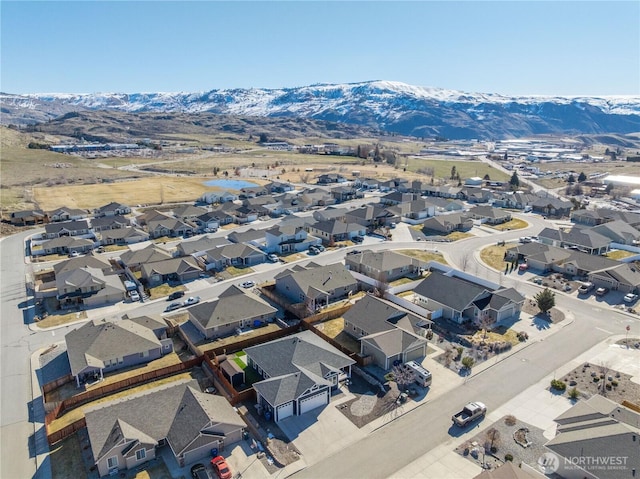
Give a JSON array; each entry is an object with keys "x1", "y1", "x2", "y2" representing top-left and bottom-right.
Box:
[
  {"x1": 461, "y1": 356, "x2": 475, "y2": 369},
  {"x1": 611, "y1": 380, "x2": 619, "y2": 387},
  {"x1": 455, "y1": 346, "x2": 464, "y2": 360},
  {"x1": 593, "y1": 377, "x2": 600, "y2": 383},
  {"x1": 568, "y1": 387, "x2": 579, "y2": 399},
  {"x1": 504, "y1": 454, "x2": 514, "y2": 462},
  {"x1": 490, "y1": 446, "x2": 498, "y2": 454},
  {"x1": 550, "y1": 379, "x2": 566, "y2": 391},
  {"x1": 504, "y1": 415, "x2": 517, "y2": 426}
]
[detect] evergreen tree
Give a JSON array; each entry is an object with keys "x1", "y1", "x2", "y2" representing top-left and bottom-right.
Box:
[
  {"x1": 535, "y1": 288, "x2": 556, "y2": 314},
  {"x1": 509, "y1": 171, "x2": 520, "y2": 189},
  {"x1": 578, "y1": 171, "x2": 587, "y2": 182},
  {"x1": 451, "y1": 166, "x2": 457, "y2": 180}
]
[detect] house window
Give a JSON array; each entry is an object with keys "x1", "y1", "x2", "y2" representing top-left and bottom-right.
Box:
[
  {"x1": 136, "y1": 449, "x2": 146, "y2": 461},
  {"x1": 107, "y1": 456, "x2": 118, "y2": 468}
]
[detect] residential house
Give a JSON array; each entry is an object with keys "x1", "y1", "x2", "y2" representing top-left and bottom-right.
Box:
[
  {"x1": 385, "y1": 199, "x2": 435, "y2": 224},
  {"x1": 276, "y1": 192, "x2": 310, "y2": 215},
  {"x1": 531, "y1": 196, "x2": 573, "y2": 217},
  {"x1": 343, "y1": 294, "x2": 431, "y2": 369},
  {"x1": 264, "y1": 181, "x2": 295, "y2": 194},
  {"x1": 56, "y1": 267, "x2": 126, "y2": 308},
  {"x1": 54, "y1": 254, "x2": 112, "y2": 276},
  {"x1": 460, "y1": 187, "x2": 493, "y2": 204},
  {"x1": 198, "y1": 243, "x2": 266, "y2": 272},
  {"x1": 588, "y1": 263, "x2": 640, "y2": 294},
  {"x1": 172, "y1": 205, "x2": 208, "y2": 222},
  {"x1": 590, "y1": 220, "x2": 640, "y2": 246},
  {"x1": 467, "y1": 205, "x2": 512, "y2": 225},
  {"x1": 218, "y1": 191, "x2": 239, "y2": 203},
  {"x1": 40, "y1": 236, "x2": 94, "y2": 255},
  {"x1": 330, "y1": 185, "x2": 363, "y2": 203},
  {"x1": 380, "y1": 192, "x2": 417, "y2": 206},
  {"x1": 244, "y1": 195, "x2": 283, "y2": 216},
  {"x1": 492, "y1": 192, "x2": 537, "y2": 210},
  {"x1": 134, "y1": 209, "x2": 171, "y2": 227},
  {"x1": 317, "y1": 173, "x2": 347, "y2": 184},
  {"x1": 538, "y1": 226, "x2": 611, "y2": 255},
  {"x1": 379, "y1": 178, "x2": 410, "y2": 192},
  {"x1": 312, "y1": 207, "x2": 349, "y2": 222},
  {"x1": 85, "y1": 380, "x2": 245, "y2": 476},
  {"x1": 193, "y1": 211, "x2": 221, "y2": 232},
  {"x1": 245, "y1": 330, "x2": 355, "y2": 422},
  {"x1": 344, "y1": 204, "x2": 396, "y2": 229},
  {"x1": 48, "y1": 207, "x2": 88, "y2": 222},
  {"x1": 217, "y1": 203, "x2": 260, "y2": 224},
  {"x1": 187, "y1": 285, "x2": 277, "y2": 339},
  {"x1": 9, "y1": 209, "x2": 48, "y2": 225},
  {"x1": 146, "y1": 216, "x2": 194, "y2": 239},
  {"x1": 120, "y1": 244, "x2": 173, "y2": 270},
  {"x1": 44, "y1": 220, "x2": 91, "y2": 239},
  {"x1": 307, "y1": 219, "x2": 366, "y2": 244},
  {"x1": 426, "y1": 197, "x2": 466, "y2": 214},
  {"x1": 199, "y1": 192, "x2": 220, "y2": 205},
  {"x1": 422, "y1": 184, "x2": 463, "y2": 199},
  {"x1": 100, "y1": 227, "x2": 149, "y2": 246},
  {"x1": 300, "y1": 188, "x2": 336, "y2": 207},
  {"x1": 124, "y1": 315, "x2": 170, "y2": 340},
  {"x1": 353, "y1": 177, "x2": 380, "y2": 190},
  {"x1": 239, "y1": 185, "x2": 268, "y2": 198},
  {"x1": 65, "y1": 318, "x2": 173, "y2": 387},
  {"x1": 274, "y1": 262, "x2": 358, "y2": 311},
  {"x1": 571, "y1": 208, "x2": 640, "y2": 228},
  {"x1": 94, "y1": 202, "x2": 131, "y2": 217},
  {"x1": 472, "y1": 462, "x2": 540, "y2": 479},
  {"x1": 413, "y1": 271, "x2": 524, "y2": 326},
  {"x1": 345, "y1": 250, "x2": 423, "y2": 282},
  {"x1": 264, "y1": 225, "x2": 320, "y2": 254},
  {"x1": 227, "y1": 228, "x2": 268, "y2": 250},
  {"x1": 91, "y1": 215, "x2": 131, "y2": 232},
  {"x1": 544, "y1": 395, "x2": 640, "y2": 479},
  {"x1": 176, "y1": 236, "x2": 231, "y2": 257},
  {"x1": 421, "y1": 213, "x2": 473, "y2": 234},
  {"x1": 141, "y1": 257, "x2": 202, "y2": 286}
]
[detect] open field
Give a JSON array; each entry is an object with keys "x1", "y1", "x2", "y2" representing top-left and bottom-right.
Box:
[
  {"x1": 489, "y1": 218, "x2": 529, "y2": 231},
  {"x1": 479, "y1": 243, "x2": 515, "y2": 270}
]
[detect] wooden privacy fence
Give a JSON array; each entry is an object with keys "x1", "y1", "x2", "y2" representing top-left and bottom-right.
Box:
[
  {"x1": 46, "y1": 357, "x2": 203, "y2": 419},
  {"x1": 46, "y1": 417, "x2": 86, "y2": 446},
  {"x1": 42, "y1": 373, "x2": 73, "y2": 395}
]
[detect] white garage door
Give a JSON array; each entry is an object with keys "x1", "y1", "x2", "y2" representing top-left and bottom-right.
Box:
[
  {"x1": 276, "y1": 401, "x2": 294, "y2": 421},
  {"x1": 299, "y1": 391, "x2": 328, "y2": 414}
]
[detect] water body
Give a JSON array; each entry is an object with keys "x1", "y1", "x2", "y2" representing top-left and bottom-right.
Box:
[{"x1": 203, "y1": 179, "x2": 258, "y2": 190}]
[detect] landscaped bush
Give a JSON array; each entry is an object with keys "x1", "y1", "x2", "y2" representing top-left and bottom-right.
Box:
[
  {"x1": 568, "y1": 387, "x2": 579, "y2": 399},
  {"x1": 455, "y1": 346, "x2": 464, "y2": 360},
  {"x1": 505, "y1": 454, "x2": 514, "y2": 462},
  {"x1": 550, "y1": 379, "x2": 566, "y2": 391},
  {"x1": 461, "y1": 356, "x2": 475, "y2": 369}
]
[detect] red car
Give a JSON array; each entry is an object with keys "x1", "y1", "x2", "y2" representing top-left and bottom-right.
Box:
[{"x1": 211, "y1": 456, "x2": 232, "y2": 479}]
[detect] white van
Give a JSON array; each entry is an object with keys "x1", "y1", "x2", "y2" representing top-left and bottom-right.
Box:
[{"x1": 404, "y1": 361, "x2": 432, "y2": 387}]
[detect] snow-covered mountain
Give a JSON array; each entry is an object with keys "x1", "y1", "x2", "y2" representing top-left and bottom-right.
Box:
[{"x1": 2, "y1": 80, "x2": 639, "y2": 139}]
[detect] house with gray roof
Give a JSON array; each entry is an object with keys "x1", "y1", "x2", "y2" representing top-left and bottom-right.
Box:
[
  {"x1": 65, "y1": 318, "x2": 173, "y2": 387},
  {"x1": 40, "y1": 236, "x2": 94, "y2": 256},
  {"x1": 467, "y1": 205, "x2": 512, "y2": 225},
  {"x1": 275, "y1": 262, "x2": 358, "y2": 313},
  {"x1": 571, "y1": 208, "x2": 640, "y2": 227},
  {"x1": 344, "y1": 204, "x2": 396, "y2": 228},
  {"x1": 141, "y1": 257, "x2": 202, "y2": 286},
  {"x1": 53, "y1": 253, "x2": 112, "y2": 276},
  {"x1": 172, "y1": 204, "x2": 208, "y2": 222},
  {"x1": 44, "y1": 220, "x2": 91, "y2": 239},
  {"x1": 422, "y1": 184, "x2": 463, "y2": 199},
  {"x1": 307, "y1": 219, "x2": 366, "y2": 245},
  {"x1": 531, "y1": 196, "x2": 573, "y2": 217},
  {"x1": 544, "y1": 395, "x2": 640, "y2": 479},
  {"x1": 426, "y1": 197, "x2": 466, "y2": 213},
  {"x1": 199, "y1": 243, "x2": 266, "y2": 272},
  {"x1": 413, "y1": 271, "x2": 524, "y2": 326},
  {"x1": 385, "y1": 199, "x2": 436, "y2": 224},
  {"x1": 10, "y1": 209, "x2": 48, "y2": 225},
  {"x1": 244, "y1": 330, "x2": 355, "y2": 422},
  {"x1": 187, "y1": 285, "x2": 277, "y2": 339},
  {"x1": 588, "y1": 263, "x2": 640, "y2": 294},
  {"x1": 227, "y1": 228, "x2": 267, "y2": 249},
  {"x1": 100, "y1": 227, "x2": 149, "y2": 246},
  {"x1": 176, "y1": 236, "x2": 231, "y2": 257},
  {"x1": 345, "y1": 249, "x2": 423, "y2": 282},
  {"x1": 343, "y1": 294, "x2": 431, "y2": 369},
  {"x1": 146, "y1": 216, "x2": 194, "y2": 239},
  {"x1": 421, "y1": 213, "x2": 473, "y2": 234},
  {"x1": 85, "y1": 379, "x2": 245, "y2": 476},
  {"x1": 312, "y1": 207, "x2": 349, "y2": 222},
  {"x1": 56, "y1": 267, "x2": 126, "y2": 308},
  {"x1": 264, "y1": 224, "x2": 320, "y2": 254},
  {"x1": 538, "y1": 226, "x2": 611, "y2": 255},
  {"x1": 120, "y1": 244, "x2": 173, "y2": 270},
  {"x1": 49, "y1": 207, "x2": 88, "y2": 222},
  {"x1": 379, "y1": 192, "x2": 417, "y2": 206},
  {"x1": 590, "y1": 220, "x2": 640, "y2": 246},
  {"x1": 91, "y1": 215, "x2": 131, "y2": 232},
  {"x1": 94, "y1": 202, "x2": 131, "y2": 217}
]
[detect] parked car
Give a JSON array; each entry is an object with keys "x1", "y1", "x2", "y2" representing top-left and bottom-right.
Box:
[
  {"x1": 183, "y1": 296, "x2": 201, "y2": 306},
  {"x1": 68, "y1": 251, "x2": 80, "y2": 258},
  {"x1": 578, "y1": 282, "x2": 594, "y2": 294},
  {"x1": 595, "y1": 287, "x2": 609, "y2": 297},
  {"x1": 211, "y1": 456, "x2": 232, "y2": 479},
  {"x1": 352, "y1": 235, "x2": 364, "y2": 243},
  {"x1": 204, "y1": 386, "x2": 216, "y2": 394},
  {"x1": 315, "y1": 244, "x2": 326, "y2": 252},
  {"x1": 165, "y1": 302, "x2": 182, "y2": 312},
  {"x1": 267, "y1": 253, "x2": 279, "y2": 262},
  {"x1": 533, "y1": 277, "x2": 543, "y2": 285},
  {"x1": 452, "y1": 402, "x2": 487, "y2": 427},
  {"x1": 308, "y1": 246, "x2": 319, "y2": 255},
  {"x1": 623, "y1": 293, "x2": 638, "y2": 303},
  {"x1": 240, "y1": 280, "x2": 255, "y2": 289},
  {"x1": 518, "y1": 263, "x2": 529, "y2": 271},
  {"x1": 191, "y1": 463, "x2": 213, "y2": 479},
  {"x1": 168, "y1": 291, "x2": 185, "y2": 301},
  {"x1": 129, "y1": 290, "x2": 140, "y2": 302}
]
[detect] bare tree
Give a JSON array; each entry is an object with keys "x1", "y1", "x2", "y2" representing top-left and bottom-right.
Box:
[
  {"x1": 478, "y1": 314, "x2": 494, "y2": 340},
  {"x1": 391, "y1": 364, "x2": 415, "y2": 390},
  {"x1": 443, "y1": 347, "x2": 454, "y2": 368},
  {"x1": 598, "y1": 361, "x2": 612, "y2": 396},
  {"x1": 459, "y1": 252, "x2": 472, "y2": 272},
  {"x1": 373, "y1": 272, "x2": 390, "y2": 298},
  {"x1": 484, "y1": 428, "x2": 501, "y2": 452}
]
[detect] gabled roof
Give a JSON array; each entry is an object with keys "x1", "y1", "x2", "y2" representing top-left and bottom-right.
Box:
[
  {"x1": 345, "y1": 250, "x2": 419, "y2": 273},
  {"x1": 188, "y1": 287, "x2": 277, "y2": 329},
  {"x1": 44, "y1": 220, "x2": 90, "y2": 234},
  {"x1": 265, "y1": 224, "x2": 306, "y2": 238},
  {"x1": 245, "y1": 330, "x2": 355, "y2": 406},
  {"x1": 177, "y1": 236, "x2": 231, "y2": 256},
  {"x1": 172, "y1": 205, "x2": 208, "y2": 218},
  {"x1": 91, "y1": 215, "x2": 131, "y2": 229},
  {"x1": 591, "y1": 220, "x2": 640, "y2": 243},
  {"x1": 362, "y1": 328, "x2": 426, "y2": 357},
  {"x1": 276, "y1": 262, "x2": 357, "y2": 298},
  {"x1": 343, "y1": 294, "x2": 431, "y2": 336},
  {"x1": 100, "y1": 227, "x2": 148, "y2": 241},
  {"x1": 147, "y1": 217, "x2": 192, "y2": 232},
  {"x1": 141, "y1": 257, "x2": 200, "y2": 277},
  {"x1": 95, "y1": 202, "x2": 129, "y2": 214},
  {"x1": 65, "y1": 318, "x2": 162, "y2": 376},
  {"x1": 42, "y1": 236, "x2": 94, "y2": 249},
  {"x1": 414, "y1": 271, "x2": 490, "y2": 311},
  {"x1": 227, "y1": 228, "x2": 267, "y2": 243},
  {"x1": 85, "y1": 380, "x2": 244, "y2": 463},
  {"x1": 468, "y1": 205, "x2": 511, "y2": 219},
  {"x1": 590, "y1": 263, "x2": 640, "y2": 288},
  {"x1": 49, "y1": 206, "x2": 87, "y2": 217},
  {"x1": 120, "y1": 244, "x2": 172, "y2": 266},
  {"x1": 540, "y1": 226, "x2": 611, "y2": 249},
  {"x1": 252, "y1": 372, "x2": 319, "y2": 407},
  {"x1": 309, "y1": 219, "x2": 363, "y2": 235},
  {"x1": 205, "y1": 243, "x2": 265, "y2": 261},
  {"x1": 54, "y1": 254, "x2": 112, "y2": 275}
]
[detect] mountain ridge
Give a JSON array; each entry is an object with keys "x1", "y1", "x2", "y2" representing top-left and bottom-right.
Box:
[{"x1": 2, "y1": 80, "x2": 639, "y2": 140}]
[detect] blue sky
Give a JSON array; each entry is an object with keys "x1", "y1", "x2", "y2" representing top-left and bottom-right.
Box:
[{"x1": 2, "y1": 1, "x2": 639, "y2": 96}]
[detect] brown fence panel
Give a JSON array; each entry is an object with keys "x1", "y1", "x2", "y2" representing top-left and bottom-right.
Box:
[
  {"x1": 42, "y1": 373, "x2": 74, "y2": 396},
  {"x1": 46, "y1": 417, "x2": 87, "y2": 446},
  {"x1": 204, "y1": 324, "x2": 300, "y2": 357},
  {"x1": 231, "y1": 388, "x2": 256, "y2": 406},
  {"x1": 303, "y1": 303, "x2": 352, "y2": 325}
]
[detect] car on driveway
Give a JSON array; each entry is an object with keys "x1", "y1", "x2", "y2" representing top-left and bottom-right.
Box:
[
  {"x1": 165, "y1": 302, "x2": 182, "y2": 312},
  {"x1": 191, "y1": 463, "x2": 213, "y2": 479},
  {"x1": 315, "y1": 244, "x2": 326, "y2": 252},
  {"x1": 168, "y1": 291, "x2": 185, "y2": 301},
  {"x1": 183, "y1": 296, "x2": 201, "y2": 306},
  {"x1": 129, "y1": 290, "x2": 140, "y2": 302},
  {"x1": 623, "y1": 293, "x2": 638, "y2": 303},
  {"x1": 211, "y1": 456, "x2": 232, "y2": 479},
  {"x1": 518, "y1": 263, "x2": 529, "y2": 271},
  {"x1": 596, "y1": 287, "x2": 609, "y2": 297},
  {"x1": 240, "y1": 280, "x2": 255, "y2": 289},
  {"x1": 352, "y1": 235, "x2": 364, "y2": 243},
  {"x1": 267, "y1": 253, "x2": 279, "y2": 262}
]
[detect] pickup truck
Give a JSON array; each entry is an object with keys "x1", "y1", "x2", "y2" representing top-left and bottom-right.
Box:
[{"x1": 452, "y1": 402, "x2": 487, "y2": 427}]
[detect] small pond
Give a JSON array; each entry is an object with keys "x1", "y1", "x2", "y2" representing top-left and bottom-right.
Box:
[{"x1": 203, "y1": 179, "x2": 258, "y2": 190}]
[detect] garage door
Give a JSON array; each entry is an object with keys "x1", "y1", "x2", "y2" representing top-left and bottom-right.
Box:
[
  {"x1": 299, "y1": 391, "x2": 328, "y2": 414},
  {"x1": 276, "y1": 401, "x2": 294, "y2": 421}
]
